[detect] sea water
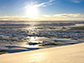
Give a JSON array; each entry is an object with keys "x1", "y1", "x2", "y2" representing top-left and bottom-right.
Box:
[{"x1": 0, "y1": 21, "x2": 84, "y2": 48}]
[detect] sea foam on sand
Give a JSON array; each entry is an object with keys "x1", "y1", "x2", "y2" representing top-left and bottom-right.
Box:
[{"x1": 0, "y1": 43, "x2": 84, "y2": 63}]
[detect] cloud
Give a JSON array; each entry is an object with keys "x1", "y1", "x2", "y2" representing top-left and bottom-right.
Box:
[
  {"x1": 42, "y1": 15, "x2": 51, "y2": 17},
  {"x1": 54, "y1": 13, "x2": 84, "y2": 17},
  {"x1": 69, "y1": 0, "x2": 84, "y2": 3},
  {"x1": 0, "y1": 16, "x2": 32, "y2": 21},
  {"x1": 65, "y1": 0, "x2": 84, "y2": 3},
  {"x1": 0, "y1": 14, "x2": 84, "y2": 21},
  {"x1": 73, "y1": 0, "x2": 80, "y2": 3},
  {"x1": 49, "y1": 0, "x2": 55, "y2": 2},
  {"x1": 1, "y1": 13, "x2": 84, "y2": 21},
  {"x1": 24, "y1": 0, "x2": 55, "y2": 8}
]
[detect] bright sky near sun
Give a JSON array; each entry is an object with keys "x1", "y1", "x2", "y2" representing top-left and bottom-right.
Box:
[{"x1": 0, "y1": 0, "x2": 84, "y2": 21}]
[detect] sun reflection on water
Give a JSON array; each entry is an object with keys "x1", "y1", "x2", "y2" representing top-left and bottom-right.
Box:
[
  {"x1": 25, "y1": 36, "x2": 43, "y2": 48},
  {"x1": 26, "y1": 44, "x2": 39, "y2": 48},
  {"x1": 28, "y1": 22, "x2": 38, "y2": 35},
  {"x1": 25, "y1": 22, "x2": 42, "y2": 48}
]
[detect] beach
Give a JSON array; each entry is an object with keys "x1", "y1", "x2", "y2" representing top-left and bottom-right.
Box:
[
  {"x1": 0, "y1": 43, "x2": 84, "y2": 63},
  {"x1": 0, "y1": 21, "x2": 84, "y2": 63}
]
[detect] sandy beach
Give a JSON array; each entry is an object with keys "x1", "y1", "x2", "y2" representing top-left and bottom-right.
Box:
[{"x1": 0, "y1": 43, "x2": 84, "y2": 63}]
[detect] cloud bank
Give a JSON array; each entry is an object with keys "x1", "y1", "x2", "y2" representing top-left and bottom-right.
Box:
[
  {"x1": 0, "y1": 13, "x2": 84, "y2": 21},
  {"x1": 54, "y1": 13, "x2": 84, "y2": 17}
]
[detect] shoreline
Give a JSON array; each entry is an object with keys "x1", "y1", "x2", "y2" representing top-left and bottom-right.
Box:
[
  {"x1": 0, "y1": 41, "x2": 84, "y2": 54},
  {"x1": 0, "y1": 42, "x2": 84, "y2": 63},
  {"x1": 0, "y1": 38, "x2": 84, "y2": 55}
]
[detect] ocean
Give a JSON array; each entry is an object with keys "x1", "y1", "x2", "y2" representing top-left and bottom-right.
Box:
[{"x1": 0, "y1": 21, "x2": 84, "y2": 48}]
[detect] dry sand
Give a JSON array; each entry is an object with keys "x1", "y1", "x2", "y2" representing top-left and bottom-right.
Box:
[{"x1": 0, "y1": 43, "x2": 84, "y2": 63}]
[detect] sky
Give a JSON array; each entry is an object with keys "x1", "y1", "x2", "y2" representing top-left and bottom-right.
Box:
[{"x1": 0, "y1": 0, "x2": 84, "y2": 21}]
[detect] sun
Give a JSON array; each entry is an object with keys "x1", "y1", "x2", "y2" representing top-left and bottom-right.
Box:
[{"x1": 26, "y1": 6, "x2": 38, "y2": 18}]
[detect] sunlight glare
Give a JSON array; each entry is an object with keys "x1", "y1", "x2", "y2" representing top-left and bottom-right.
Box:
[
  {"x1": 26, "y1": 44, "x2": 39, "y2": 48},
  {"x1": 26, "y1": 6, "x2": 38, "y2": 18}
]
